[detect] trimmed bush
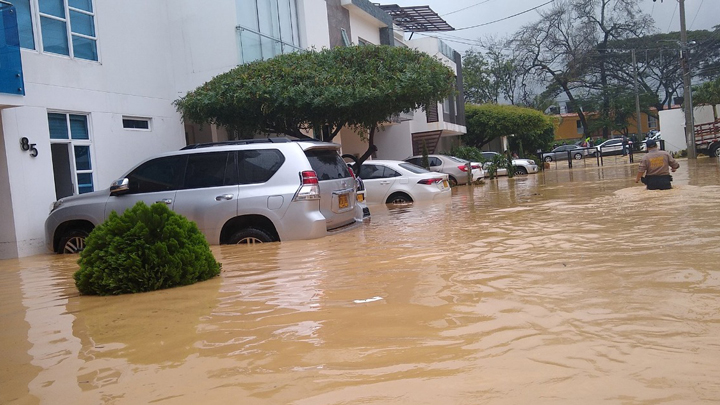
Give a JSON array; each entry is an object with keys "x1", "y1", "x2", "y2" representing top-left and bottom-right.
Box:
[{"x1": 74, "y1": 202, "x2": 221, "y2": 295}]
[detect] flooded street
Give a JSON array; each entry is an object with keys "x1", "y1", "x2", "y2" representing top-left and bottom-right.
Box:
[{"x1": 2, "y1": 158, "x2": 720, "y2": 404}]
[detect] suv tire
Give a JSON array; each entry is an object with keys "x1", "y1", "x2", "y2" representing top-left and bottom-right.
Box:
[
  {"x1": 229, "y1": 228, "x2": 274, "y2": 245},
  {"x1": 59, "y1": 229, "x2": 89, "y2": 254}
]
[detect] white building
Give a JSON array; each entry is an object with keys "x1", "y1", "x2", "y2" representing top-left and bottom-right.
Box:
[
  {"x1": 0, "y1": 0, "x2": 465, "y2": 259},
  {"x1": 658, "y1": 104, "x2": 720, "y2": 153}
]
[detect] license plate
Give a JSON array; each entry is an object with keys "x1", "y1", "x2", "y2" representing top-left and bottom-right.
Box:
[
  {"x1": 339, "y1": 193, "x2": 349, "y2": 209},
  {"x1": 443, "y1": 180, "x2": 449, "y2": 188}
]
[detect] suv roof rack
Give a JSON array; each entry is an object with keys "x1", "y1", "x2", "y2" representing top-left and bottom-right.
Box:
[{"x1": 181, "y1": 137, "x2": 293, "y2": 150}]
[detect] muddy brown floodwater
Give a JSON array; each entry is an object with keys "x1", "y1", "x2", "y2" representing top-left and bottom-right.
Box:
[{"x1": 2, "y1": 157, "x2": 720, "y2": 404}]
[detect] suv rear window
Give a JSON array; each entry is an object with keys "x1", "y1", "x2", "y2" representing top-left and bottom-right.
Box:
[{"x1": 305, "y1": 149, "x2": 351, "y2": 181}]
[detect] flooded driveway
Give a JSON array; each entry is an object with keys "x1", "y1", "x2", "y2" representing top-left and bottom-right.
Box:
[{"x1": 2, "y1": 158, "x2": 720, "y2": 404}]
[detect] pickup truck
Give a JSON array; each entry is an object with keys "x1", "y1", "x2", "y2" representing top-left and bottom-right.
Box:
[{"x1": 695, "y1": 119, "x2": 720, "y2": 157}]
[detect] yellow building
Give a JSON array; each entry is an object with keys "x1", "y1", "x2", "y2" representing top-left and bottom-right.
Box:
[{"x1": 553, "y1": 109, "x2": 660, "y2": 142}]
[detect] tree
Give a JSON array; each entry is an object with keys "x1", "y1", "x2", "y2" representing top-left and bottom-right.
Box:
[
  {"x1": 694, "y1": 76, "x2": 720, "y2": 120},
  {"x1": 512, "y1": 0, "x2": 654, "y2": 135},
  {"x1": 463, "y1": 39, "x2": 532, "y2": 105},
  {"x1": 463, "y1": 104, "x2": 555, "y2": 151},
  {"x1": 174, "y1": 45, "x2": 455, "y2": 167}
]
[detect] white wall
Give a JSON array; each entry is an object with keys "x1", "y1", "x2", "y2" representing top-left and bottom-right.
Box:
[
  {"x1": 347, "y1": 9, "x2": 382, "y2": 45},
  {"x1": 297, "y1": 0, "x2": 331, "y2": 49},
  {"x1": 375, "y1": 123, "x2": 414, "y2": 160}
]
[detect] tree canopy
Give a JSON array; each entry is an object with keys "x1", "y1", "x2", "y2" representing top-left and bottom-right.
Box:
[
  {"x1": 463, "y1": 103, "x2": 555, "y2": 152},
  {"x1": 174, "y1": 45, "x2": 455, "y2": 153}
]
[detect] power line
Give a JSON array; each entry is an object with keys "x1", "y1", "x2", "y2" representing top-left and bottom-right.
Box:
[
  {"x1": 667, "y1": 1, "x2": 678, "y2": 33},
  {"x1": 689, "y1": 0, "x2": 704, "y2": 30},
  {"x1": 454, "y1": 0, "x2": 555, "y2": 31},
  {"x1": 441, "y1": 0, "x2": 495, "y2": 17}
]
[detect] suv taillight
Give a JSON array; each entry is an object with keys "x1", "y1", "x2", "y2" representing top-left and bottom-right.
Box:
[{"x1": 294, "y1": 170, "x2": 320, "y2": 201}]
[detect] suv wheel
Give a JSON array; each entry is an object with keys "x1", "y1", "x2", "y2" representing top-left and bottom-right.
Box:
[
  {"x1": 229, "y1": 228, "x2": 274, "y2": 245},
  {"x1": 515, "y1": 166, "x2": 528, "y2": 175},
  {"x1": 59, "y1": 230, "x2": 89, "y2": 254}
]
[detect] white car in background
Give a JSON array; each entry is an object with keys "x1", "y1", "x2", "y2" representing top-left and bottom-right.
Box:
[
  {"x1": 404, "y1": 154, "x2": 484, "y2": 186},
  {"x1": 479, "y1": 151, "x2": 539, "y2": 175},
  {"x1": 357, "y1": 160, "x2": 452, "y2": 205}
]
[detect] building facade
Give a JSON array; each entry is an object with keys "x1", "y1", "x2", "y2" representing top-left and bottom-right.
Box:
[{"x1": 0, "y1": 0, "x2": 464, "y2": 259}]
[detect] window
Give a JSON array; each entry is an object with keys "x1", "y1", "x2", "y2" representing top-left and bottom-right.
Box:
[
  {"x1": 122, "y1": 117, "x2": 151, "y2": 130},
  {"x1": 304, "y1": 149, "x2": 350, "y2": 181},
  {"x1": 8, "y1": 0, "x2": 97, "y2": 58},
  {"x1": 340, "y1": 28, "x2": 350, "y2": 47},
  {"x1": 48, "y1": 112, "x2": 94, "y2": 197},
  {"x1": 238, "y1": 149, "x2": 284, "y2": 184},
  {"x1": 183, "y1": 152, "x2": 237, "y2": 189},
  {"x1": 576, "y1": 119, "x2": 584, "y2": 135},
  {"x1": 127, "y1": 156, "x2": 187, "y2": 194},
  {"x1": 359, "y1": 165, "x2": 400, "y2": 179},
  {"x1": 647, "y1": 115, "x2": 658, "y2": 129},
  {"x1": 358, "y1": 37, "x2": 370, "y2": 46},
  {"x1": 236, "y1": 0, "x2": 300, "y2": 64}
]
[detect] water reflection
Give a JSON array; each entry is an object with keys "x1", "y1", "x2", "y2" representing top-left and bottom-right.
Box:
[{"x1": 1, "y1": 158, "x2": 720, "y2": 404}]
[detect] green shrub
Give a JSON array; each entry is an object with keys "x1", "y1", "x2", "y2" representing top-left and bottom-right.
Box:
[
  {"x1": 447, "y1": 145, "x2": 484, "y2": 162},
  {"x1": 74, "y1": 202, "x2": 221, "y2": 295}
]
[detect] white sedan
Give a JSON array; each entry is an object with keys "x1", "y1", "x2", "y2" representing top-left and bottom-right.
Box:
[{"x1": 357, "y1": 160, "x2": 452, "y2": 205}]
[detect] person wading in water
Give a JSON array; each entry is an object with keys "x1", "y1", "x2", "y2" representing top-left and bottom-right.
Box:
[{"x1": 635, "y1": 139, "x2": 679, "y2": 190}]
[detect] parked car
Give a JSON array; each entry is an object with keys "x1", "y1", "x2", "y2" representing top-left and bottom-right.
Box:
[
  {"x1": 542, "y1": 145, "x2": 588, "y2": 162},
  {"x1": 594, "y1": 138, "x2": 632, "y2": 156},
  {"x1": 404, "y1": 154, "x2": 484, "y2": 186},
  {"x1": 347, "y1": 164, "x2": 370, "y2": 220},
  {"x1": 479, "y1": 151, "x2": 539, "y2": 175},
  {"x1": 640, "y1": 131, "x2": 661, "y2": 152},
  {"x1": 357, "y1": 160, "x2": 451, "y2": 205},
  {"x1": 46, "y1": 138, "x2": 364, "y2": 253}
]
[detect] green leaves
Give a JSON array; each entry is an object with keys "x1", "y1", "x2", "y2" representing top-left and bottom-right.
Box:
[
  {"x1": 74, "y1": 202, "x2": 221, "y2": 296},
  {"x1": 174, "y1": 45, "x2": 455, "y2": 141},
  {"x1": 463, "y1": 103, "x2": 555, "y2": 150}
]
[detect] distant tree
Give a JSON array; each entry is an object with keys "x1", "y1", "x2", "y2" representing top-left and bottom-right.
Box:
[
  {"x1": 512, "y1": 0, "x2": 654, "y2": 135},
  {"x1": 463, "y1": 38, "x2": 531, "y2": 105},
  {"x1": 175, "y1": 45, "x2": 455, "y2": 167},
  {"x1": 694, "y1": 76, "x2": 720, "y2": 120},
  {"x1": 463, "y1": 104, "x2": 555, "y2": 151},
  {"x1": 421, "y1": 140, "x2": 430, "y2": 169}
]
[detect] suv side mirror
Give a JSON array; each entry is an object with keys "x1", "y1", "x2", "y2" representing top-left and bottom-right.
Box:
[{"x1": 110, "y1": 178, "x2": 129, "y2": 196}]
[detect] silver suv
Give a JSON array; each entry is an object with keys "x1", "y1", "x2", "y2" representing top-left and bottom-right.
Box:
[{"x1": 45, "y1": 138, "x2": 363, "y2": 253}]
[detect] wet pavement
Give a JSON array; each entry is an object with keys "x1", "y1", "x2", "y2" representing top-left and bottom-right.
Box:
[{"x1": 2, "y1": 157, "x2": 720, "y2": 404}]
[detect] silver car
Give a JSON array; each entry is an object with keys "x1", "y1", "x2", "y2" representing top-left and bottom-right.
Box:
[
  {"x1": 45, "y1": 139, "x2": 363, "y2": 253},
  {"x1": 542, "y1": 145, "x2": 588, "y2": 162},
  {"x1": 404, "y1": 154, "x2": 484, "y2": 186}
]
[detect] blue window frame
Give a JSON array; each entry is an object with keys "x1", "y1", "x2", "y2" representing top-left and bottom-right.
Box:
[{"x1": 8, "y1": 0, "x2": 96, "y2": 59}]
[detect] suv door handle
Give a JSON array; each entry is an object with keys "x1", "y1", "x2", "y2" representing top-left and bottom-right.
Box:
[
  {"x1": 156, "y1": 198, "x2": 173, "y2": 205},
  {"x1": 215, "y1": 194, "x2": 234, "y2": 201}
]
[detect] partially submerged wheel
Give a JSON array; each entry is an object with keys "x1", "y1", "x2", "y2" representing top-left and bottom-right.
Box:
[
  {"x1": 543, "y1": 156, "x2": 553, "y2": 162},
  {"x1": 228, "y1": 228, "x2": 274, "y2": 245},
  {"x1": 387, "y1": 193, "x2": 412, "y2": 205},
  {"x1": 58, "y1": 230, "x2": 89, "y2": 254},
  {"x1": 710, "y1": 144, "x2": 720, "y2": 158},
  {"x1": 448, "y1": 176, "x2": 458, "y2": 187},
  {"x1": 573, "y1": 153, "x2": 583, "y2": 160},
  {"x1": 515, "y1": 166, "x2": 528, "y2": 175}
]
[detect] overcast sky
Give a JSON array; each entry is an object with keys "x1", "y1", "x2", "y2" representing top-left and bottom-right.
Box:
[{"x1": 385, "y1": 0, "x2": 718, "y2": 53}]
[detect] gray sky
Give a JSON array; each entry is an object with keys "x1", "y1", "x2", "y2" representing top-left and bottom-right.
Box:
[{"x1": 385, "y1": 0, "x2": 718, "y2": 53}]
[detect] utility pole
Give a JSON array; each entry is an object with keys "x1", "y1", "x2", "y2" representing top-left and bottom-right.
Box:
[
  {"x1": 679, "y1": 0, "x2": 697, "y2": 158},
  {"x1": 632, "y1": 49, "x2": 642, "y2": 141},
  {"x1": 653, "y1": 0, "x2": 696, "y2": 158}
]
